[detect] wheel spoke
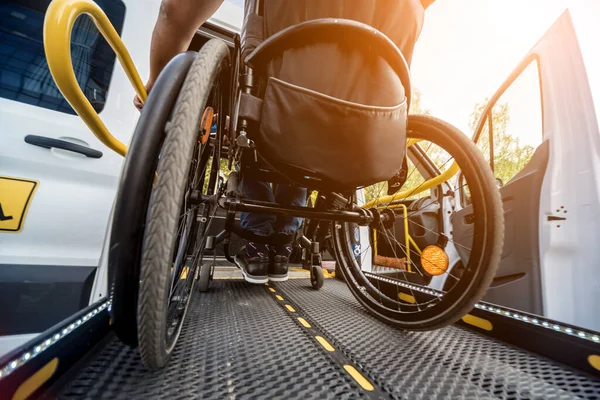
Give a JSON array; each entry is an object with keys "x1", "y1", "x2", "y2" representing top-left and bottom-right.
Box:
[{"x1": 331, "y1": 115, "x2": 503, "y2": 329}]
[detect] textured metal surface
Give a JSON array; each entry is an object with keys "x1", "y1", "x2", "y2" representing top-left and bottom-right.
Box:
[
  {"x1": 59, "y1": 281, "x2": 367, "y2": 400},
  {"x1": 277, "y1": 279, "x2": 600, "y2": 400},
  {"x1": 58, "y1": 278, "x2": 600, "y2": 400}
]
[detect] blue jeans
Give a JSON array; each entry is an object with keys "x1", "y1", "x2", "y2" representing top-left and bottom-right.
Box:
[{"x1": 239, "y1": 176, "x2": 307, "y2": 237}]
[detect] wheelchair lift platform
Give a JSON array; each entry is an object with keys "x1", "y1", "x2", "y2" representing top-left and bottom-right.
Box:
[{"x1": 13, "y1": 268, "x2": 592, "y2": 400}]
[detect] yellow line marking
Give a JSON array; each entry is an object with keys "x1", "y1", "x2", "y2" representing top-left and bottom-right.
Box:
[
  {"x1": 285, "y1": 304, "x2": 296, "y2": 312},
  {"x1": 13, "y1": 358, "x2": 58, "y2": 400},
  {"x1": 297, "y1": 317, "x2": 311, "y2": 328},
  {"x1": 589, "y1": 355, "x2": 600, "y2": 371},
  {"x1": 315, "y1": 336, "x2": 335, "y2": 352},
  {"x1": 343, "y1": 365, "x2": 374, "y2": 391},
  {"x1": 213, "y1": 277, "x2": 244, "y2": 280},
  {"x1": 265, "y1": 282, "x2": 269, "y2": 286},
  {"x1": 323, "y1": 269, "x2": 335, "y2": 278},
  {"x1": 269, "y1": 288, "x2": 276, "y2": 293},
  {"x1": 398, "y1": 293, "x2": 416, "y2": 304},
  {"x1": 289, "y1": 267, "x2": 310, "y2": 273},
  {"x1": 276, "y1": 295, "x2": 284, "y2": 301},
  {"x1": 462, "y1": 314, "x2": 493, "y2": 331}
]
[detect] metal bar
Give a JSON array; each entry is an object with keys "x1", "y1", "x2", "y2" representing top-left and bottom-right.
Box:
[
  {"x1": 223, "y1": 198, "x2": 370, "y2": 224},
  {"x1": 299, "y1": 235, "x2": 312, "y2": 249},
  {"x1": 408, "y1": 235, "x2": 421, "y2": 255},
  {"x1": 397, "y1": 204, "x2": 411, "y2": 272},
  {"x1": 226, "y1": 171, "x2": 239, "y2": 195},
  {"x1": 363, "y1": 160, "x2": 459, "y2": 209},
  {"x1": 44, "y1": 0, "x2": 146, "y2": 157}
]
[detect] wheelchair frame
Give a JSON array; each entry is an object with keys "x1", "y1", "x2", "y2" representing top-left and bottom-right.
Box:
[
  {"x1": 41, "y1": 1, "x2": 507, "y2": 366},
  {"x1": 43, "y1": 0, "x2": 453, "y2": 271}
]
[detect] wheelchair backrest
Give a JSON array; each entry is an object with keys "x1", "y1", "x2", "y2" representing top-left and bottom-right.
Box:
[{"x1": 238, "y1": 0, "x2": 425, "y2": 189}]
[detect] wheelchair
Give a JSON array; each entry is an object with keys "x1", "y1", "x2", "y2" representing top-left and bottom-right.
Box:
[{"x1": 44, "y1": 0, "x2": 504, "y2": 371}]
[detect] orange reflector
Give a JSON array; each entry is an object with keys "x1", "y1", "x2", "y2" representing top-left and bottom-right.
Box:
[
  {"x1": 200, "y1": 107, "x2": 214, "y2": 144},
  {"x1": 421, "y1": 245, "x2": 449, "y2": 276}
]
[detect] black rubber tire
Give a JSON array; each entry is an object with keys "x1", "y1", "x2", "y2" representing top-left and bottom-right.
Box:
[
  {"x1": 137, "y1": 39, "x2": 230, "y2": 371},
  {"x1": 311, "y1": 265, "x2": 324, "y2": 290},
  {"x1": 108, "y1": 52, "x2": 196, "y2": 347},
  {"x1": 197, "y1": 264, "x2": 212, "y2": 292},
  {"x1": 333, "y1": 114, "x2": 504, "y2": 330}
]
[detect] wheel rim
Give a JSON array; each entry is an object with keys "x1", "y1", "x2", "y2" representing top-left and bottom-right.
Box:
[
  {"x1": 163, "y1": 77, "x2": 225, "y2": 347},
  {"x1": 332, "y1": 118, "x2": 501, "y2": 327}
]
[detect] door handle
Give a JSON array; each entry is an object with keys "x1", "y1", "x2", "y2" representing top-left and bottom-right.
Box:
[{"x1": 24, "y1": 135, "x2": 103, "y2": 159}]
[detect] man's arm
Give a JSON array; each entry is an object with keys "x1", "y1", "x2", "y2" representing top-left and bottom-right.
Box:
[{"x1": 136, "y1": 0, "x2": 224, "y2": 108}]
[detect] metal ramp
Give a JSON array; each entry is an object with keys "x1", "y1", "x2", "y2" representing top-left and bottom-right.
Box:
[{"x1": 51, "y1": 276, "x2": 600, "y2": 400}]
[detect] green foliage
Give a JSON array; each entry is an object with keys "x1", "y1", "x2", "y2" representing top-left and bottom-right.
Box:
[
  {"x1": 363, "y1": 90, "x2": 537, "y2": 206},
  {"x1": 409, "y1": 88, "x2": 431, "y2": 116},
  {"x1": 469, "y1": 99, "x2": 535, "y2": 186},
  {"x1": 201, "y1": 156, "x2": 231, "y2": 193}
]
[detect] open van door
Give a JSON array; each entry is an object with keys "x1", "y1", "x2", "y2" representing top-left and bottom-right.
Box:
[{"x1": 453, "y1": 10, "x2": 600, "y2": 330}]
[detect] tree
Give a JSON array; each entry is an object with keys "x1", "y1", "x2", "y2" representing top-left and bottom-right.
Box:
[
  {"x1": 468, "y1": 99, "x2": 535, "y2": 186},
  {"x1": 409, "y1": 88, "x2": 431, "y2": 116}
]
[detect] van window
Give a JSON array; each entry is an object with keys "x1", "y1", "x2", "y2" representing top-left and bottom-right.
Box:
[
  {"x1": 0, "y1": 0, "x2": 125, "y2": 115},
  {"x1": 475, "y1": 61, "x2": 543, "y2": 186}
]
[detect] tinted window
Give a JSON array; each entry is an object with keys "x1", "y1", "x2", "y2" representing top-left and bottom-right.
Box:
[{"x1": 0, "y1": 0, "x2": 125, "y2": 115}]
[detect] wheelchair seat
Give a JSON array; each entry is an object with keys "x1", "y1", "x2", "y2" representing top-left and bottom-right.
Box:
[{"x1": 237, "y1": 0, "x2": 425, "y2": 190}]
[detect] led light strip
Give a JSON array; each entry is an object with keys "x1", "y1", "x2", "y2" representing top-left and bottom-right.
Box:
[
  {"x1": 473, "y1": 303, "x2": 600, "y2": 343},
  {"x1": 364, "y1": 272, "x2": 442, "y2": 297},
  {"x1": 364, "y1": 272, "x2": 600, "y2": 344},
  {"x1": 0, "y1": 300, "x2": 111, "y2": 380}
]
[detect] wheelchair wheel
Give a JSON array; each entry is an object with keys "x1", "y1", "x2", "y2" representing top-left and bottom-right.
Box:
[
  {"x1": 197, "y1": 264, "x2": 212, "y2": 292},
  {"x1": 137, "y1": 39, "x2": 230, "y2": 370},
  {"x1": 333, "y1": 115, "x2": 504, "y2": 331},
  {"x1": 310, "y1": 265, "x2": 324, "y2": 290},
  {"x1": 108, "y1": 52, "x2": 197, "y2": 347}
]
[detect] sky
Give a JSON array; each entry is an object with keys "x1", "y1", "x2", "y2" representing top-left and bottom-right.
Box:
[
  {"x1": 411, "y1": 0, "x2": 600, "y2": 136},
  {"x1": 213, "y1": 0, "x2": 600, "y2": 140}
]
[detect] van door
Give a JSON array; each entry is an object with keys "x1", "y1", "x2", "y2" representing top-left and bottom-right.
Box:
[
  {"x1": 0, "y1": 0, "x2": 159, "y2": 343},
  {"x1": 452, "y1": 10, "x2": 600, "y2": 330}
]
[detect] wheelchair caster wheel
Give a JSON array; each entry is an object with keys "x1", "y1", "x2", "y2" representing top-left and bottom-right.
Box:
[
  {"x1": 311, "y1": 265, "x2": 324, "y2": 290},
  {"x1": 198, "y1": 264, "x2": 212, "y2": 292}
]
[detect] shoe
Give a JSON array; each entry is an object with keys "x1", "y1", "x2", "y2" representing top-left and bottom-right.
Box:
[
  {"x1": 234, "y1": 246, "x2": 268, "y2": 284},
  {"x1": 269, "y1": 255, "x2": 289, "y2": 282}
]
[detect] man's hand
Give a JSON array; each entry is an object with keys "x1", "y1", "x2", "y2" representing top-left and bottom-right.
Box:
[
  {"x1": 133, "y1": 80, "x2": 155, "y2": 111},
  {"x1": 134, "y1": 0, "x2": 224, "y2": 112}
]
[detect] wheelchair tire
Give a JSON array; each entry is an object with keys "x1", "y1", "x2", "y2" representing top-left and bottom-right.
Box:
[
  {"x1": 108, "y1": 52, "x2": 197, "y2": 347},
  {"x1": 333, "y1": 114, "x2": 504, "y2": 331},
  {"x1": 311, "y1": 265, "x2": 324, "y2": 290},
  {"x1": 137, "y1": 39, "x2": 230, "y2": 370},
  {"x1": 197, "y1": 264, "x2": 212, "y2": 292}
]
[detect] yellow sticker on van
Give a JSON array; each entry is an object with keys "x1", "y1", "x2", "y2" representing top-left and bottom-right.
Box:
[{"x1": 0, "y1": 176, "x2": 38, "y2": 233}]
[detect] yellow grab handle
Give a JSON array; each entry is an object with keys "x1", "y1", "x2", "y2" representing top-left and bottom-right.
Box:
[
  {"x1": 43, "y1": 0, "x2": 147, "y2": 157},
  {"x1": 363, "y1": 161, "x2": 460, "y2": 209}
]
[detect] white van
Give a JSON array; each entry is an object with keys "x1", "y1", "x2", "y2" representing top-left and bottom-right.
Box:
[
  {"x1": 0, "y1": 0, "x2": 244, "y2": 358},
  {"x1": 0, "y1": 0, "x2": 164, "y2": 355},
  {"x1": 467, "y1": 10, "x2": 600, "y2": 331}
]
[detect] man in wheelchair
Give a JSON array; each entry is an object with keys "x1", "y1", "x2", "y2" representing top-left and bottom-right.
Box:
[
  {"x1": 85, "y1": 0, "x2": 505, "y2": 369},
  {"x1": 135, "y1": 0, "x2": 430, "y2": 283}
]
